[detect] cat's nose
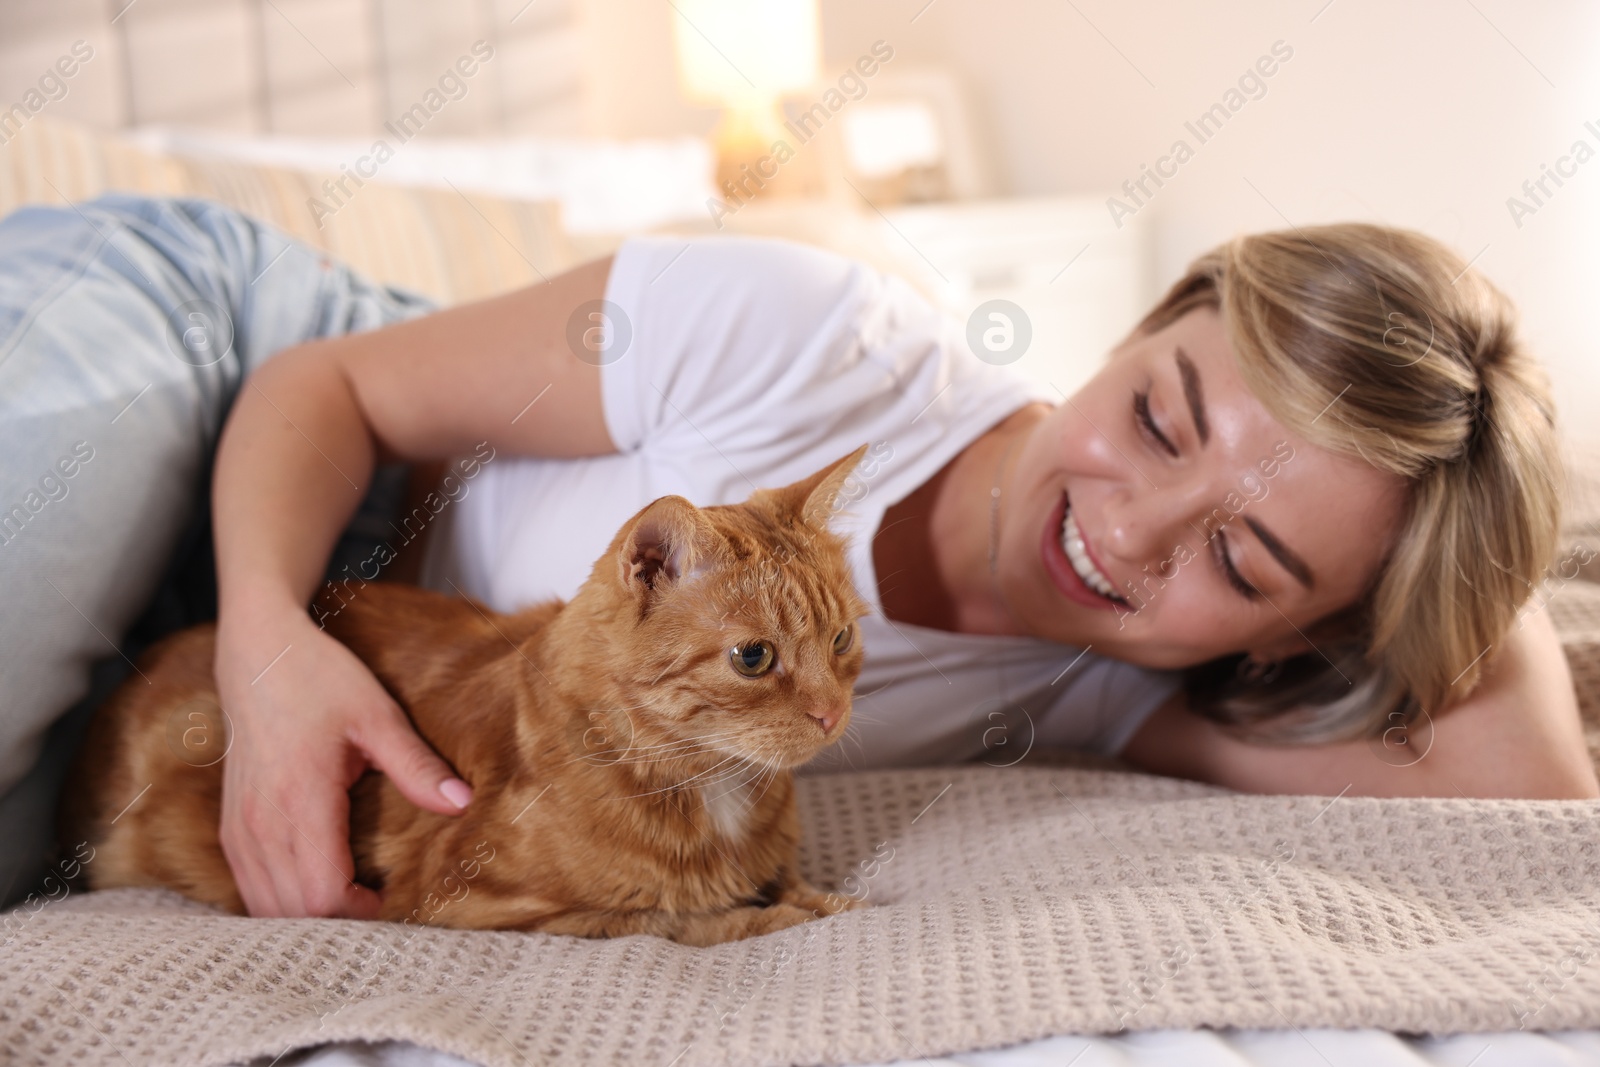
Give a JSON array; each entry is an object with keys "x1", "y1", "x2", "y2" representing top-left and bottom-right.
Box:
[{"x1": 808, "y1": 703, "x2": 845, "y2": 733}]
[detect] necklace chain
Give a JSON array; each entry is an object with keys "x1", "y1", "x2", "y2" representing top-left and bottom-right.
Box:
[
  {"x1": 989, "y1": 433, "x2": 1019, "y2": 577},
  {"x1": 987, "y1": 429, "x2": 1024, "y2": 716}
]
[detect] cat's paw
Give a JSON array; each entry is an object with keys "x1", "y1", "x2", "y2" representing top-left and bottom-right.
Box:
[
  {"x1": 827, "y1": 895, "x2": 870, "y2": 913},
  {"x1": 780, "y1": 884, "x2": 869, "y2": 917},
  {"x1": 693, "y1": 903, "x2": 818, "y2": 944},
  {"x1": 750, "y1": 902, "x2": 822, "y2": 935}
]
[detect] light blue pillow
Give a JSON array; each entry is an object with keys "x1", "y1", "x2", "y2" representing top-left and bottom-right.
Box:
[{"x1": 0, "y1": 194, "x2": 434, "y2": 907}]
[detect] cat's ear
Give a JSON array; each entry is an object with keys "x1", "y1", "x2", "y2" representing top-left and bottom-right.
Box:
[
  {"x1": 768, "y1": 443, "x2": 871, "y2": 531},
  {"x1": 618, "y1": 495, "x2": 727, "y2": 597}
]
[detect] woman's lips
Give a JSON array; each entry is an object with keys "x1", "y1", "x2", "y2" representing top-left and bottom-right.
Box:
[{"x1": 1040, "y1": 491, "x2": 1125, "y2": 611}]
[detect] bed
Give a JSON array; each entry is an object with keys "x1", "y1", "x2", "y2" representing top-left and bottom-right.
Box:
[
  {"x1": 13, "y1": 755, "x2": 1600, "y2": 1067},
  {"x1": 274, "y1": 1029, "x2": 1600, "y2": 1067},
  {"x1": 4, "y1": 118, "x2": 1600, "y2": 1067}
]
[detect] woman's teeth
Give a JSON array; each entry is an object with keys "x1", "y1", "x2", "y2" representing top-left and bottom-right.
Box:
[{"x1": 1061, "y1": 504, "x2": 1124, "y2": 602}]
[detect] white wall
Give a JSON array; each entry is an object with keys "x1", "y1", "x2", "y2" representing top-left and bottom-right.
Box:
[{"x1": 582, "y1": 0, "x2": 1600, "y2": 446}]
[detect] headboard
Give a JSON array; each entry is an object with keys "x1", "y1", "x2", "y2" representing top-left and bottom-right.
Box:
[{"x1": 0, "y1": 0, "x2": 585, "y2": 137}]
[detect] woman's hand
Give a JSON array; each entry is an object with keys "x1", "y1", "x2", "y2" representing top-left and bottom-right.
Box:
[
  {"x1": 1120, "y1": 608, "x2": 1599, "y2": 800},
  {"x1": 213, "y1": 598, "x2": 474, "y2": 918},
  {"x1": 205, "y1": 256, "x2": 618, "y2": 917}
]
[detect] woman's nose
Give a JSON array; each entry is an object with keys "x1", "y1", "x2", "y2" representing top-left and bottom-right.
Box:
[{"x1": 1098, "y1": 481, "x2": 1213, "y2": 565}]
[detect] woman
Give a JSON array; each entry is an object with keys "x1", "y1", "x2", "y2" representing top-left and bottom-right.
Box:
[{"x1": 4, "y1": 196, "x2": 1594, "y2": 920}]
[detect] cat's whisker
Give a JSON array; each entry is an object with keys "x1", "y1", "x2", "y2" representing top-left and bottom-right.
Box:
[
  {"x1": 700, "y1": 760, "x2": 766, "y2": 807},
  {"x1": 562, "y1": 730, "x2": 744, "y2": 767},
  {"x1": 703, "y1": 743, "x2": 787, "y2": 799},
  {"x1": 832, "y1": 729, "x2": 875, "y2": 767},
  {"x1": 743, "y1": 762, "x2": 778, "y2": 808},
  {"x1": 613, "y1": 737, "x2": 752, "y2": 771},
  {"x1": 696, "y1": 755, "x2": 769, "y2": 795},
  {"x1": 677, "y1": 754, "x2": 767, "y2": 793},
  {"x1": 740, "y1": 754, "x2": 782, "y2": 806},
  {"x1": 729, "y1": 748, "x2": 777, "y2": 806},
  {"x1": 830, "y1": 724, "x2": 868, "y2": 770},
  {"x1": 598, "y1": 758, "x2": 739, "y2": 793},
  {"x1": 595, "y1": 748, "x2": 736, "y2": 790},
  {"x1": 610, "y1": 752, "x2": 748, "y2": 800},
  {"x1": 587, "y1": 736, "x2": 726, "y2": 765},
  {"x1": 746, "y1": 751, "x2": 783, "y2": 808},
  {"x1": 631, "y1": 731, "x2": 745, "y2": 755},
  {"x1": 613, "y1": 727, "x2": 743, "y2": 753}
]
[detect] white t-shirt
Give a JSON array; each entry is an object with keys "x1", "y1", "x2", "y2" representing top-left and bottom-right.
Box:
[{"x1": 416, "y1": 234, "x2": 1183, "y2": 772}]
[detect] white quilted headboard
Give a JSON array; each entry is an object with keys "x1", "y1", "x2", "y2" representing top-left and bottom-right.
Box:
[{"x1": 0, "y1": 0, "x2": 585, "y2": 137}]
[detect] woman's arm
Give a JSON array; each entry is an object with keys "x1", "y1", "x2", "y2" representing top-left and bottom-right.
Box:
[
  {"x1": 212, "y1": 255, "x2": 616, "y2": 918},
  {"x1": 1119, "y1": 606, "x2": 1600, "y2": 800}
]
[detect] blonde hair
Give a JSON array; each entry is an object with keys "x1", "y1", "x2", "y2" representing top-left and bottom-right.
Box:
[{"x1": 1137, "y1": 223, "x2": 1565, "y2": 743}]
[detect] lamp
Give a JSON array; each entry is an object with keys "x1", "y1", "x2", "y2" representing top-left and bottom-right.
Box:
[{"x1": 671, "y1": 0, "x2": 821, "y2": 199}]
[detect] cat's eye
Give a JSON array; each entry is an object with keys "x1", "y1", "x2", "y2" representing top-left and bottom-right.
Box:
[
  {"x1": 832, "y1": 626, "x2": 854, "y2": 655},
  {"x1": 729, "y1": 641, "x2": 775, "y2": 677}
]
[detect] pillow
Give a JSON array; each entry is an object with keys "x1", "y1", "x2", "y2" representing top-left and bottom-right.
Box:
[
  {"x1": 0, "y1": 189, "x2": 445, "y2": 905},
  {"x1": 0, "y1": 118, "x2": 587, "y2": 906},
  {"x1": 0, "y1": 118, "x2": 578, "y2": 306}
]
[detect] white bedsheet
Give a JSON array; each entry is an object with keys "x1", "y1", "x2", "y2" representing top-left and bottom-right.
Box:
[{"x1": 258, "y1": 1029, "x2": 1600, "y2": 1067}]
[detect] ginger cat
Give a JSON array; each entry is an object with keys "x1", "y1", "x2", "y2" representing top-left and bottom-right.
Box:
[{"x1": 63, "y1": 446, "x2": 873, "y2": 945}]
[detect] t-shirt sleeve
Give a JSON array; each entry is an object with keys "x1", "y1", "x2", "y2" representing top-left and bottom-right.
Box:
[
  {"x1": 1096, "y1": 662, "x2": 1185, "y2": 757},
  {"x1": 599, "y1": 234, "x2": 890, "y2": 462},
  {"x1": 1033, "y1": 653, "x2": 1186, "y2": 759}
]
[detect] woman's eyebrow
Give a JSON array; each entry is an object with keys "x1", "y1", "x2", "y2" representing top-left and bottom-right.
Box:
[
  {"x1": 1173, "y1": 347, "x2": 1209, "y2": 446},
  {"x1": 1174, "y1": 345, "x2": 1314, "y2": 591},
  {"x1": 1242, "y1": 515, "x2": 1316, "y2": 590}
]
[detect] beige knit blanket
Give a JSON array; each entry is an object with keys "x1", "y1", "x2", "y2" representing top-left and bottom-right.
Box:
[
  {"x1": 5, "y1": 755, "x2": 1600, "y2": 1067},
  {"x1": 7, "y1": 450, "x2": 1600, "y2": 1067}
]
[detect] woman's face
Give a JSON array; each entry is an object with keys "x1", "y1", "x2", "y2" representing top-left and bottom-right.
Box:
[{"x1": 997, "y1": 304, "x2": 1410, "y2": 670}]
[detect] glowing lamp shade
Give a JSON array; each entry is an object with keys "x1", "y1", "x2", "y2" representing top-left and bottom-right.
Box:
[{"x1": 672, "y1": 0, "x2": 821, "y2": 106}]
